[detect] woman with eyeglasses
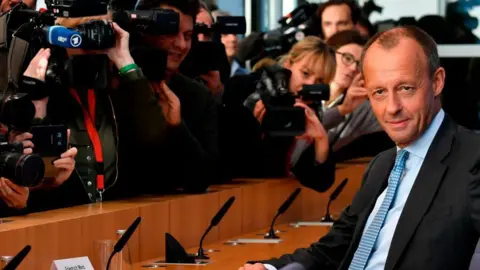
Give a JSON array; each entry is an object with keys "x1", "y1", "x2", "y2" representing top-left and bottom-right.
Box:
[{"x1": 324, "y1": 30, "x2": 393, "y2": 162}]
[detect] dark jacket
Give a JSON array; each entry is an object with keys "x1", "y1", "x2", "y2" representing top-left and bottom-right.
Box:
[
  {"x1": 260, "y1": 115, "x2": 480, "y2": 270},
  {"x1": 138, "y1": 73, "x2": 219, "y2": 194},
  {"x1": 23, "y1": 69, "x2": 168, "y2": 213}
]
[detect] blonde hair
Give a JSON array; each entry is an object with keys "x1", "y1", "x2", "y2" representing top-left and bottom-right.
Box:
[
  {"x1": 252, "y1": 57, "x2": 277, "y2": 72},
  {"x1": 279, "y1": 36, "x2": 336, "y2": 83}
]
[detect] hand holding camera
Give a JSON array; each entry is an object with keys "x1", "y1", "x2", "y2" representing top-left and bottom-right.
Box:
[
  {"x1": 0, "y1": 177, "x2": 29, "y2": 209},
  {"x1": 106, "y1": 22, "x2": 135, "y2": 71}
]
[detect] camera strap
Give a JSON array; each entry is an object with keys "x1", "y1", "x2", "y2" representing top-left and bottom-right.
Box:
[{"x1": 69, "y1": 88, "x2": 105, "y2": 200}]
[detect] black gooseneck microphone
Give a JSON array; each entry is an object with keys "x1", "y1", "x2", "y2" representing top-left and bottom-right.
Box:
[
  {"x1": 322, "y1": 178, "x2": 348, "y2": 222},
  {"x1": 265, "y1": 188, "x2": 301, "y2": 239},
  {"x1": 196, "y1": 196, "x2": 236, "y2": 260},
  {"x1": 2, "y1": 245, "x2": 31, "y2": 270},
  {"x1": 106, "y1": 217, "x2": 141, "y2": 270}
]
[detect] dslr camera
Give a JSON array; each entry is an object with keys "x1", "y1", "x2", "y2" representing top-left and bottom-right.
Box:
[
  {"x1": 246, "y1": 65, "x2": 330, "y2": 137},
  {"x1": 0, "y1": 141, "x2": 45, "y2": 187}
]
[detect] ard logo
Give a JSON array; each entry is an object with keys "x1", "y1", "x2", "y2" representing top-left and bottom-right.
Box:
[{"x1": 70, "y1": 34, "x2": 82, "y2": 48}]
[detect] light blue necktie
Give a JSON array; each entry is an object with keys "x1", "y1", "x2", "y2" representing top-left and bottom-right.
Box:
[{"x1": 349, "y1": 149, "x2": 409, "y2": 270}]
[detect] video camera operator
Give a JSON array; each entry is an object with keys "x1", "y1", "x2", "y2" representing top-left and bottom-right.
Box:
[
  {"x1": 4, "y1": 0, "x2": 172, "y2": 213},
  {"x1": 135, "y1": 0, "x2": 218, "y2": 193},
  {"x1": 224, "y1": 36, "x2": 338, "y2": 192},
  {"x1": 190, "y1": 1, "x2": 228, "y2": 99}
]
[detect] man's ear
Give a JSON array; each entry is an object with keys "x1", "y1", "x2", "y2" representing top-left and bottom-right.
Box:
[
  {"x1": 432, "y1": 67, "x2": 445, "y2": 97},
  {"x1": 283, "y1": 59, "x2": 291, "y2": 69}
]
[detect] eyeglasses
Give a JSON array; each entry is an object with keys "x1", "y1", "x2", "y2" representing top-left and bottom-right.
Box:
[{"x1": 336, "y1": 51, "x2": 360, "y2": 69}]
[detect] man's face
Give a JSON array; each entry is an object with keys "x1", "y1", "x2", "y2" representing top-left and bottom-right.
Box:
[
  {"x1": 321, "y1": 4, "x2": 354, "y2": 40},
  {"x1": 143, "y1": 5, "x2": 194, "y2": 74},
  {"x1": 1, "y1": 0, "x2": 35, "y2": 12},
  {"x1": 196, "y1": 8, "x2": 212, "y2": 41},
  {"x1": 363, "y1": 38, "x2": 445, "y2": 148}
]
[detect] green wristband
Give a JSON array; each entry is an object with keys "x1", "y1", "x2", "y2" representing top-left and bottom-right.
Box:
[{"x1": 119, "y1": 63, "x2": 138, "y2": 75}]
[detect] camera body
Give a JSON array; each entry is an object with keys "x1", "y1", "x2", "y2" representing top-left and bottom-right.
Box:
[
  {"x1": 45, "y1": 0, "x2": 108, "y2": 18},
  {"x1": 0, "y1": 141, "x2": 45, "y2": 187},
  {"x1": 249, "y1": 65, "x2": 330, "y2": 137}
]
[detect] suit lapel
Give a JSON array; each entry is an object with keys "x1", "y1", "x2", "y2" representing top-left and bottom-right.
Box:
[{"x1": 384, "y1": 115, "x2": 457, "y2": 270}]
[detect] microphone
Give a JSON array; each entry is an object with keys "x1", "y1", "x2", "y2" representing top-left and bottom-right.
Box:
[
  {"x1": 196, "y1": 196, "x2": 236, "y2": 260},
  {"x1": 279, "y1": 262, "x2": 306, "y2": 270},
  {"x1": 265, "y1": 188, "x2": 301, "y2": 239},
  {"x1": 106, "y1": 217, "x2": 141, "y2": 270},
  {"x1": 3, "y1": 245, "x2": 31, "y2": 270},
  {"x1": 321, "y1": 178, "x2": 348, "y2": 222},
  {"x1": 45, "y1": 26, "x2": 84, "y2": 48}
]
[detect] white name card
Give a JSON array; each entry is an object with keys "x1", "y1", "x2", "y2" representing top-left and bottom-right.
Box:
[{"x1": 50, "y1": 257, "x2": 94, "y2": 270}]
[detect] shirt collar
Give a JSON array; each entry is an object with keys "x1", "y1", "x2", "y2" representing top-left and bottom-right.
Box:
[{"x1": 397, "y1": 109, "x2": 445, "y2": 159}]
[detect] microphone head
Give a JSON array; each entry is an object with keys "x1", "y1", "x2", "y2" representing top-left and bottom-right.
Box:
[
  {"x1": 114, "y1": 217, "x2": 141, "y2": 253},
  {"x1": 330, "y1": 178, "x2": 348, "y2": 201},
  {"x1": 3, "y1": 245, "x2": 31, "y2": 270},
  {"x1": 278, "y1": 188, "x2": 301, "y2": 214},
  {"x1": 211, "y1": 196, "x2": 235, "y2": 226}
]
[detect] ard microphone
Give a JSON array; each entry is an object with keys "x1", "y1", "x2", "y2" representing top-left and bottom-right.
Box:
[
  {"x1": 265, "y1": 188, "x2": 301, "y2": 239},
  {"x1": 3, "y1": 245, "x2": 31, "y2": 270},
  {"x1": 45, "y1": 26, "x2": 83, "y2": 48},
  {"x1": 196, "y1": 196, "x2": 236, "y2": 260},
  {"x1": 106, "y1": 217, "x2": 141, "y2": 270},
  {"x1": 322, "y1": 178, "x2": 348, "y2": 222}
]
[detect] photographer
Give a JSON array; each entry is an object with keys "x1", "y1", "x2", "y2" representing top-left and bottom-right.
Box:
[
  {"x1": 13, "y1": 7, "x2": 170, "y2": 212},
  {"x1": 136, "y1": 0, "x2": 218, "y2": 193},
  {"x1": 224, "y1": 36, "x2": 338, "y2": 191},
  {"x1": 193, "y1": 1, "x2": 227, "y2": 98},
  {"x1": 0, "y1": 126, "x2": 77, "y2": 217}
]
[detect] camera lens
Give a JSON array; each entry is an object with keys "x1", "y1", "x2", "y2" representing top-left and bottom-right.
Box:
[{"x1": 0, "y1": 153, "x2": 45, "y2": 187}]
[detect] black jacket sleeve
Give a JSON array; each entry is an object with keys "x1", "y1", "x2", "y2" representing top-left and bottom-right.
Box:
[
  {"x1": 290, "y1": 144, "x2": 336, "y2": 193},
  {"x1": 109, "y1": 69, "x2": 167, "y2": 148},
  {"x1": 165, "y1": 74, "x2": 219, "y2": 193},
  {"x1": 260, "y1": 155, "x2": 379, "y2": 270}
]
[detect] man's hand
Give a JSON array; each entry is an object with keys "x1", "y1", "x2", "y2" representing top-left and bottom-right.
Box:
[
  {"x1": 23, "y1": 48, "x2": 50, "y2": 81},
  {"x1": 0, "y1": 178, "x2": 29, "y2": 209},
  {"x1": 338, "y1": 73, "x2": 368, "y2": 116},
  {"x1": 152, "y1": 82, "x2": 181, "y2": 126},
  {"x1": 239, "y1": 263, "x2": 267, "y2": 270},
  {"x1": 107, "y1": 22, "x2": 135, "y2": 71},
  {"x1": 199, "y1": 71, "x2": 224, "y2": 96},
  {"x1": 253, "y1": 100, "x2": 266, "y2": 124},
  {"x1": 9, "y1": 132, "x2": 34, "y2": 155}
]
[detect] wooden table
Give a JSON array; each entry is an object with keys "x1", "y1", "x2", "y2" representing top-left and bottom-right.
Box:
[
  {"x1": 0, "y1": 158, "x2": 370, "y2": 269},
  {"x1": 132, "y1": 223, "x2": 330, "y2": 269}
]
